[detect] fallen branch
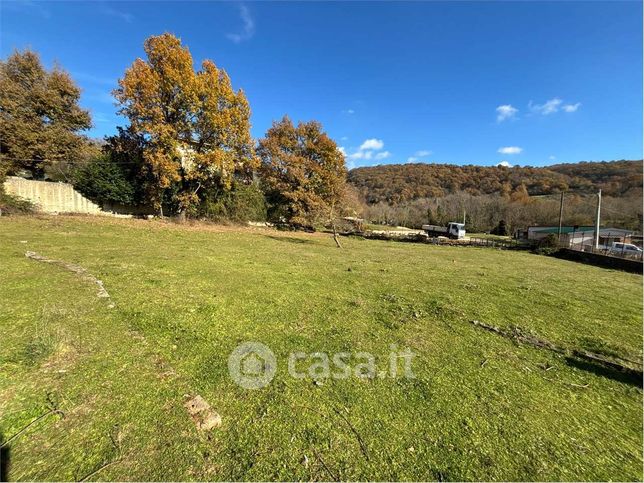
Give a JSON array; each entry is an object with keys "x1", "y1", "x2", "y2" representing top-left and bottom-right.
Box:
[
  {"x1": 470, "y1": 320, "x2": 642, "y2": 377},
  {"x1": 79, "y1": 424, "x2": 123, "y2": 481},
  {"x1": 543, "y1": 377, "x2": 590, "y2": 389},
  {"x1": 311, "y1": 446, "x2": 339, "y2": 481},
  {"x1": 1, "y1": 408, "x2": 64, "y2": 448},
  {"x1": 294, "y1": 403, "x2": 370, "y2": 463},
  {"x1": 331, "y1": 407, "x2": 369, "y2": 461},
  {"x1": 79, "y1": 459, "x2": 122, "y2": 482}
]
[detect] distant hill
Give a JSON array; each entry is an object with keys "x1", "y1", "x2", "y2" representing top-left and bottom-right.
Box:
[{"x1": 348, "y1": 160, "x2": 642, "y2": 204}]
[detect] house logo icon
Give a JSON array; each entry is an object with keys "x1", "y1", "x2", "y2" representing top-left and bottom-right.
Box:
[{"x1": 228, "y1": 341, "x2": 277, "y2": 389}]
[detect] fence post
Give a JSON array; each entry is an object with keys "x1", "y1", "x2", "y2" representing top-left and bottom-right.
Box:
[{"x1": 621, "y1": 236, "x2": 626, "y2": 257}]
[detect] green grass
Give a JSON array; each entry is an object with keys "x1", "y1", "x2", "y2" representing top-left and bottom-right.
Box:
[{"x1": 0, "y1": 215, "x2": 642, "y2": 481}]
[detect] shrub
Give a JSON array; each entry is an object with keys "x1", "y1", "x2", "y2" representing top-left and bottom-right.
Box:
[
  {"x1": 199, "y1": 182, "x2": 267, "y2": 222},
  {"x1": 538, "y1": 233, "x2": 560, "y2": 248},
  {"x1": 225, "y1": 183, "x2": 267, "y2": 222},
  {"x1": 72, "y1": 154, "x2": 135, "y2": 206},
  {"x1": 534, "y1": 233, "x2": 560, "y2": 255},
  {"x1": 0, "y1": 191, "x2": 35, "y2": 215},
  {"x1": 491, "y1": 219, "x2": 508, "y2": 236}
]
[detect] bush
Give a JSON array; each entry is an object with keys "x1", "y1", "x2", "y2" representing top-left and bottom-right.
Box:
[
  {"x1": 534, "y1": 233, "x2": 561, "y2": 255},
  {"x1": 225, "y1": 183, "x2": 267, "y2": 222},
  {"x1": 72, "y1": 154, "x2": 136, "y2": 206},
  {"x1": 491, "y1": 219, "x2": 508, "y2": 236},
  {"x1": 199, "y1": 182, "x2": 267, "y2": 222},
  {"x1": 0, "y1": 191, "x2": 34, "y2": 215},
  {"x1": 538, "y1": 233, "x2": 560, "y2": 248}
]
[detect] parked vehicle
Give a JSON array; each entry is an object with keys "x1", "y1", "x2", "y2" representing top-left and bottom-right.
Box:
[
  {"x1": 607, "y1": 242, "x2": 643, "y2": 256},
  {"x1": 421, "y1": 222, "x2": 466, "y2": 239}
]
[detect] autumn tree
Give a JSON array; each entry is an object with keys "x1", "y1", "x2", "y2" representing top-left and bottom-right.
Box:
[
  {"x1": 510, "y1": 183, "x2": 531, "y2": 204},
  {"x1": 0, "y1": 49, "x2": 92, "y2": 179},
  {"x1": 258, "y1": 116, "x2": 347, "y2": 228},
  {"x1": 114, "y1": 33, "x2": 257, "y2": 216}
]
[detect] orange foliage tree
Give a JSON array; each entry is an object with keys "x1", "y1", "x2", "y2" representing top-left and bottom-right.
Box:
[
  {"x1": 114, "y1": 33, "x2": 256, "y2": 216},
  {"x1": 258, "y1": 116, "x2": 347, "y2": 227}
]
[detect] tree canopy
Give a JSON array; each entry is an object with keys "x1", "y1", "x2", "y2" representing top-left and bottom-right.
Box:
[
  {"x1": 348, "y1": 160, "x2": 642, "y2": 204},
  {"x1": 114, "y1": 33, "x2": 257, "y2": 215},
  {"x1": 258, "y1": 116, "x2": 347, "y2": 226},
  {"x1": 0, "y1": 49, "x2": 92, "y2": 178}
]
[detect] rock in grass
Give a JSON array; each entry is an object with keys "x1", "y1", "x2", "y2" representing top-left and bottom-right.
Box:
[{"x1": 184, "y1": 395, "x2": 222, "y2": 431}]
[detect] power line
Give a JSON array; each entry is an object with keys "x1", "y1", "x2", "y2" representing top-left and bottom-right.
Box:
[{"x1": 2, "y1": 157, "x2": 141, "y2": 166}]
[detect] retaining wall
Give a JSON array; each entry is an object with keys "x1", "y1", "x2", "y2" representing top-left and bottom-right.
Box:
[{"x1": 4, "y1": 176, "x2": 104, "y2": 214}]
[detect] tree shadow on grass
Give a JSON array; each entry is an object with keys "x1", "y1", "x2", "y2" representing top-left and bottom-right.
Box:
[
  {"x1": 265, "y1": 235, "x2": 315, "y2": 245},
  {"x1": 565, "y1": 357, "x2": 643, "y2": 388}
]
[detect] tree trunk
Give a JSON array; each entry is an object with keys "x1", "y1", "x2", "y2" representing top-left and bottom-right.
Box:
[{"x1": 332, "y1": 223, "x2": 342, "y2": 248}]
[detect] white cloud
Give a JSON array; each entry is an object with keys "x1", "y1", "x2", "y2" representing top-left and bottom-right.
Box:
[
  {"x1": 407, "y1": 157, "x2": 419, "y2": 163},
  {"x1": 226, "y1": 4, "x2": 255, "y2": 43},
  {"x1": 340, "y1": 136, "x2": 348, "y2": 141},
  {"x1": 497, "y1": 160, "x2": 513, "y2": 168},
  {"x1": 359, "y1": 138, "x2": 384, "y2": 151},
  {"x1": 337, "y1": 146, "x2": 346, "y2": 156},
  {"x1": 529, "y1": 98, "x2": 563, "y2": 115},
  {"x1": 375, "y1": 151, "x2": 391, "y2": 160},
  {"x1": 496, "y1": 104, "x2": 518, "y2": 122},
  {"x1": 348, "y1": 150, "x2": 372, "y2": 160},
  {"x1": 342, "y1": 109, "x2": 355, "y2": 115},
  {"x1": 98, "y1": 1, "x2": 133, "y2": 22},
  {"x1": 3, "y1": 0, "x2": 51, "y2": 18},
  {"x1": 549, "y1": 155, "x2": 556, "y2": 161},
  {"x1": 345, "y1": 137, "x2": 388, "y2": 163},
  {"x1": 414, "y1": 150, "x2": 432, "y2": 157},
  {"x1": 498, "y1": 146, "x2": 522, "y2": 155},
  {"x1": 562, "y1": 102, "x2": 581, "y2": 113}
]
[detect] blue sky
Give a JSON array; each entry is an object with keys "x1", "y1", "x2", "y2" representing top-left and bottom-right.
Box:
[{"x1": 2, "y1": 1, "x2": 642, "y2": 168}]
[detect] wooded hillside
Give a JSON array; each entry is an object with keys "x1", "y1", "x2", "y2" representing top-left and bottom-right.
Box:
[{"x1": 348, "y1": 160, "x2": 642, "y2": 204}]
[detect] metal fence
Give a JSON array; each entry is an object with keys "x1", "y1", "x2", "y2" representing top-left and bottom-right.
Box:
[
  {"x1": 565, "y1": 239, "x2": 644, "y2": 261},
  {"x1": 562, "y1": 230, "x2": 643, "y2": 261},
  {"x1": 465, "y1": 237, "x2": 531, "y2": 249},
  {"x1": 358, "y1": 231, "x2": 532, "y2": 249},
  {"x1": 355, "y1": 229, "x2": 643, "y2": 260}
]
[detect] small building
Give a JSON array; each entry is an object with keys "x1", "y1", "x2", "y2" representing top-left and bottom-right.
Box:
[{"x1": 520, "y1": 225, "x2": 633, "y2": 248}]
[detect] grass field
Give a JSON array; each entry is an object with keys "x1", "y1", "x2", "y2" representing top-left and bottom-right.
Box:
[{"x1": 0, "y1": 216, "x2": 642, "y2": 481}]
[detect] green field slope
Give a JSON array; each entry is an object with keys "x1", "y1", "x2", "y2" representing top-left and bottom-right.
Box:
[{"x1": 0, "y1": 216, "x2": 641, "y2": 481}]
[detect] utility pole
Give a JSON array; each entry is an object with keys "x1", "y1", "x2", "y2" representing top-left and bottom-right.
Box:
[
  {"x1": 557, "y1": 192, "x2": 565, "y2": 243},
  {"x1": 594, "y1": 189, "x2": 602, "y2": 250}
]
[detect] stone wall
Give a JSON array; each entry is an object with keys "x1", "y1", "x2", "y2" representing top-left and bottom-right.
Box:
[{"x1": 3, "y1": 176, "x2": 104, "y2": 214}]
